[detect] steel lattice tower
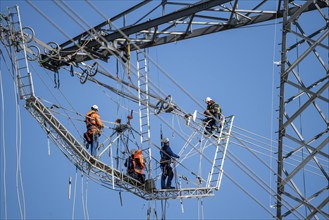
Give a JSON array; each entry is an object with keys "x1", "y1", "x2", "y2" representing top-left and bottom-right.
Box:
[{"x1": 277, "y1": 0, "x2": 329, "y2": 219}]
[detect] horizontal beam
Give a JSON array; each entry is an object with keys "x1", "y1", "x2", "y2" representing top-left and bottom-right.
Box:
[
  {"x1": 60, "y1": 0, "x2": 230, "y2": 55},
  {"x1": 50, "y1": 0, "x2": 328, "y2": 68}
]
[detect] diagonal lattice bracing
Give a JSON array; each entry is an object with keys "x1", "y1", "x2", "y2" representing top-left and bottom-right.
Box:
[{"x1": 277, "y1": 0, "x2": 329, "y2": 219}]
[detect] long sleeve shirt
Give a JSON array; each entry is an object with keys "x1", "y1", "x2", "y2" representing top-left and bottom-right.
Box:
[
  {"x1": 86, "y1": 110, "x2": 104, "y2": 133},
  {"x1": 160, "y1": 143, "x2": 179, "y2": 161}
]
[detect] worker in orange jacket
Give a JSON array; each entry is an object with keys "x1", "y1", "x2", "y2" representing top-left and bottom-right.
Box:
[
  {"x1": 84, "y1": 105, "x2": 104, "y2": 157},
  {"x1": 124, "y1": 149, "x2": 146, "y2": 183}
]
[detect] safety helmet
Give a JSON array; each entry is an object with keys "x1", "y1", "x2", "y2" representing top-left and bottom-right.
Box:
[
  {"x1": 91, "y1": 104, "x2": 99, "y2": 111},
  {"x1": 205, "y1": 97, "x2": 212, "y2": 103},
  {"x1": 131, "y1": 149, "x2": 137, "y2": 154},
  {"x1": 161, "y1": 137, "x2": 169, "y2": 144}
]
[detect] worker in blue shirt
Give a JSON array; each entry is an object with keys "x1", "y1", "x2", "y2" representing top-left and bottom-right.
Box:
[{"x1": 160, "y1": 137, "x2": 180, "y2": 189}]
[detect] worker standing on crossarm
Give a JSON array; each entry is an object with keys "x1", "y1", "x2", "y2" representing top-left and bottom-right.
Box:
[
  {"x1": 132, "y1": 149, "x2": 146, "y2": 183},
  {"x1": 84, "y1": 105, "x2": 104, "y2": 157},
  {"x1": 203, "y1": 97, "x2": 222, "y2": 135},
  {"x1": 124, "y1": 149, "x2": 146, "y2": 184},
  {"x1": 160, "y1": 137, "x2": 179, "y2": 189}
]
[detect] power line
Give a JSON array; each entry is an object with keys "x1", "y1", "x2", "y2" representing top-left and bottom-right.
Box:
[{"x1": 0, "y1": 50, "x2": 8, "y2": 220}]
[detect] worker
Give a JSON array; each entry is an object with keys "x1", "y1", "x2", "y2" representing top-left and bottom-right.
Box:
[
  {"x1": 114, "y1": 115, "x2": 131, "y2": 133},
  {"x1": 132, "y1": 149, "x2": 146, "y2": 183},
  {"x1": 124, "y1": 149, "x2": 135, "y2": 177},
  {"x1": 203, "y1": 97, "x2": 222, "y2": 135},
  {"x1": 124, "y1": 149, "x2": 146, "y2": 184},
  {"x1": 160, "y1": 137, "x2": 180, "y2": 189},
  {"x1": 84, "y1": 105, "x2": 104, "y2": 157}
]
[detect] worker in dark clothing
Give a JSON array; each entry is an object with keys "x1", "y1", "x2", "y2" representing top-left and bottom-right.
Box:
[
  {"x1": 84, "y1": 105, "x2": 104, "y2": 157},
  {"x1": 203, "y1": 97, "x2": 222, "y2": 135},
  {"x1": 124, "y1": 150, "x2": 135, "y2": 177},
  {"x1": 160, "y1": 137, "x2": 180, "y2": 189}
]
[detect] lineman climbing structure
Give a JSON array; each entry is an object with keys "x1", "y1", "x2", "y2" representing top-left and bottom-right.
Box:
[{"x1": 1, "y1": 1, "x2": 329, "y2": 219}]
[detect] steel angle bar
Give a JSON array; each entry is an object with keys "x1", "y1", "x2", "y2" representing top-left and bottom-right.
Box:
[
  {"x1": 227, "y1": 0, "x2": 239, "y2": 25},
  {"x1": 303, "y1": 149, "x2": 329, "y2": 180},
  {"x1": 283, "y1": 185, "x2": 329, "y2": 217},
  {"x1": 281, "y1": 135, "x2": 329, "y2": 186},
  {"x1": 284, "y1": 133, "x2": 329, "y2": 160},
  {"x1": 286, "y1": 0, "x2": 314, "y2": 24},
  {"x1": 143, "y1": 1, "x2": 327, "y2": 47},
  {"x1": 285, "y1": 73, "x2": 329, "y2": 102},
  {"x1": 287, "y1": 61, "x2": 329, "y2": 125},
  {"x1": 314, "y1": 0, "x2": 329, "y2": 19},
  {"x1": 223, "y1": 3, "x2": 253, "y2": 22},
  {"x1": 284, "y1": 113, "x2": 304, "y2": 144},
  {"x1": 283, "y1": 28, "x2": 329, "y2": 78},
  {"x1": 147, "y1": 187, "x2": 214, "y2": 200},
  {"x1": 288, "y1": 26, "x2": 329, "y2": 51},
  {"x1": 282, "y1": 80, "x2": 329, "y2": 129},
  {"x1": 282, "y1": 191, "x2": 329, "y2": 219},
  {"x1": 285, "y1": 79, "x2": 329, "y2": 104},
  {"x1": 44, "y1": 1, "x2": 328, "y2": 68},
  {"x1": 59, "y1": 0, "x2": 152, "y2": 48},
  {"x1": 305, "y1": 196, "x2": 329, "y2": 220},
  {"x1": 192, "y1": 14, "x2": 229, "y2": 21},
  {"x1": 98, "y1": 132, "x2": 125, "y2": 158},
  {"x1": 183, "y1": 14, "x2": 194, "y2": 36},
  {"x1": 294, "y1": 22, "x2": 328, "y2": 70},
  {"x1": 245, "y1": 0, "x2": 270, "y2": 17},
  {"x1": 282, "y1": 169, "x2": 328, "y2": 219},
  {"x1": 60, "y1": 0, "x2": 230, "y2": 54}
]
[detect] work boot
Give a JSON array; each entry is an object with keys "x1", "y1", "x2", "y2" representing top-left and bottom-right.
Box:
[{"x1": 167, "y1": 186, "x2": 175, "y2": 189}]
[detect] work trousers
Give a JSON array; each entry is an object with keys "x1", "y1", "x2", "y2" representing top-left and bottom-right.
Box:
[
  {"x1": 90, "y1": 133, "x2": 99, "y2": 157},
  {"x1": 161, "y1": 164, "x2": 174, "y2": 189}
]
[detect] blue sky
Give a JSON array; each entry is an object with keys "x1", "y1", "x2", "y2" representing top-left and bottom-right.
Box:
[{"x1": 1, "y1": 1, "x2": 327, "y2": 219}]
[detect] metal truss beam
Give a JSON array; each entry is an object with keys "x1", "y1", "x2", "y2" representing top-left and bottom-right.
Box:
[
  {"x1": 24, "y1": 96, "x2": 218, "y2": 200},
  {"x1": 39, "y1": 0, "x2": 327, "y2": 71}
]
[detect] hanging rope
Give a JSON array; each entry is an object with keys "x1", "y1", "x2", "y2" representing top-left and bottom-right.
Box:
[
  {"x1": 71, "y1": 168, "x2": 78, "y2": 220},
  {"x1": 81, "y1": 174, "x2": 86, "y2": 220},
  {"x1": 85, "y1": 177, "x2": 90, "y2": 220},
  {"x1": 31, "y1": 64, "x2": 85, "y2": 140},
  {"x1": 68, "y1": 176, "x2": 72, "y2": 200},
  {"x1": 161, "y1": 200, "x2": 167, "y2": 220},
  {"x1": 269, "y1": 0, "x2": 279, "y2": 208},
  {"x1": 0, "y1": 57, "x2": 8, "y2": 220},
  {"x1": 14, "y1": 63, "x2": 26, "y2": 220},
  {"x1": 197, "y1": 198, "x2": 204, "y2": 220}
]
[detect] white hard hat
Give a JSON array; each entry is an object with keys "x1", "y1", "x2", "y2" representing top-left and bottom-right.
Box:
[
  {"x1": 205, "y1": 97, "x2": 212, "y2": 103},
  {"x1": 161, "y1": 137, "x2": 169, "y2": 144},
  {"x1": 131, "y1": 149, "x2": 137, "y2": 154},
  {"x1": 92, "y1": 104, "x2": 99, "y2": 110}
]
